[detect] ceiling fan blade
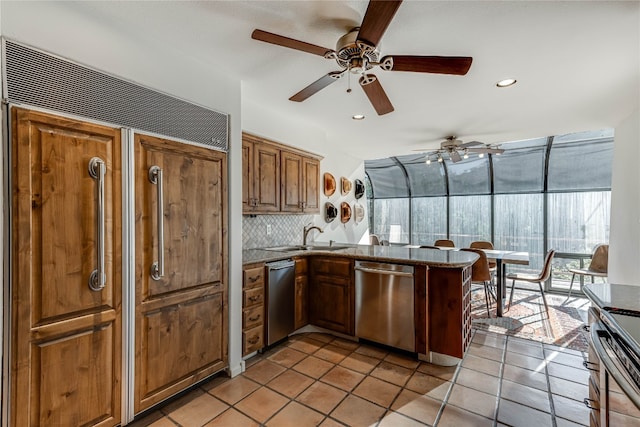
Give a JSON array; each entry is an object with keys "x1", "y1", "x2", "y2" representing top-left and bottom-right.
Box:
[
  {"x1": 357, "y1": 0, "x2": 403, "y2": 47},
  {"x1": 383, "y1": 55, "x2": 473, "y2": 75},
  {"x1": 289, "y1": 71, "x2": 344, "y2": 102},
  {"x1": 359, "y1": 74, "x2": 394, "y2": 115},
  {"x1": 468, "y1": 147, "x2": 505, "y2": 154},
  {"x1": 450, "y1": 151, "x2": 462, "y2": 163},
  {"x1": 459, "y1": 140, "x2": 484, "y2": 148},
  {"x1": 252, "y1": 29, "x2": 334, "y2": 57}
]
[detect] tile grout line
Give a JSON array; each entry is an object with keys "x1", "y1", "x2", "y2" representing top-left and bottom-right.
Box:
[
  {"x1": 493, "y1": 331, "x2": 509, "y2": 427},
  {"x1": 542, "y1": 344, "x2": 558, "y2": 427}
]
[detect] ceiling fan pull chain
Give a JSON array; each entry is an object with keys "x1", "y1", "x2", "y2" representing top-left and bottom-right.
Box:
[{"x1": 346, "y1": 69, "x2": 352, "y2": 93}]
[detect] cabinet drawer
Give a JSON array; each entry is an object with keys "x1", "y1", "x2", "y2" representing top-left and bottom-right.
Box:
[
  {"x1": 244, "y1": 266, "x2": 265, "y2": 289},
  {"x1": 243, "y1": 287, "x2": 264, "y2": 308},
  {"x1": 243, "y1": 306, "x2": 264, "y2": 329},
  {"x1": 311, "y1": 257, "x2": 352, "y2": 277},
  {"x1": 243, "y1": 325, "x2": 264, "y2": 355}
]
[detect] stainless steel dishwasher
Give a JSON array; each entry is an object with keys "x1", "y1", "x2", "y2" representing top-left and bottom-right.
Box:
[
  {"x1": 266, "y1": 259, "x2": 296, "y2": 346},
  {"x1": 355, "y1": 261, "x2": 415, "y2": 352}
]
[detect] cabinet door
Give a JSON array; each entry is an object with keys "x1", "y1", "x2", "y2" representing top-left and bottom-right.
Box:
[
  {"x1": 309, "y1": 275, "x2": 351, "y2": 334},
  {"x1": 134, "y1": 134, "x2": 227, "y2": 413},
  {"x1": 302, "y1": 157, "x2": 320, "y2": 213},
  {"x1": 281, "y1": 150, "x2": 303, "y2": 212},
  {"x1": 253, "y1": 142, "x2": 280, "y2": 212},
  {"x1": 242, "y1": 139, "x2": 254, "y2": 210},
  {"x1": 11, "y1": 107, "x2": 122, "y2": 426}
]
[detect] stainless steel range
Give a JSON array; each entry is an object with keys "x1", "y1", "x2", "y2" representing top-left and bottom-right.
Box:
[{"x1": 584, "y1": 284, "x2": 640, "y2": 426}]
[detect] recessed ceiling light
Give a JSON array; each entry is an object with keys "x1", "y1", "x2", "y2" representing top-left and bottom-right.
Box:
[
  {"x1": 352, "y1": 114, "x2": 365, "y2": 120},
  {"x1": 496, "y1": 78, "x2": 517, "y2": 88}
]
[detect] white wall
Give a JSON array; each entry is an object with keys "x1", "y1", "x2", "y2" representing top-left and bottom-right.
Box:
[{"x1": 609, "y1": 109, "x2": 640, "y2": 284}]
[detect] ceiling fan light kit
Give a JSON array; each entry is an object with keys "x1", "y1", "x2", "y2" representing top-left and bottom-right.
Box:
[
  {"x1": 251, "y1": 0, "x2": 472, "y2": 116},
  {"x1": 421, "y1": 136, "x2": 505, "y2": 164}
]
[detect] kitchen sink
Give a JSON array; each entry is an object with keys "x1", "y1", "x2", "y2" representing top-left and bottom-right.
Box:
[{"x1": 263, "y1": 245, "x2": 349, "y2": 252}]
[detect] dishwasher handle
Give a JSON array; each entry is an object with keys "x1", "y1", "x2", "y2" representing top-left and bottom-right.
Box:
[
  {"x1": 355, "y1": 266, "x2": 414, "y2": 278},
  {"x1": 266, "y1": 259, "x2": 295, "y2": 271}
]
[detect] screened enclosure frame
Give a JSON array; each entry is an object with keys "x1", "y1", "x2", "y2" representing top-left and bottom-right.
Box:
[{"x1": 365, "y1": 130, "x2": 614, "y2": 293}]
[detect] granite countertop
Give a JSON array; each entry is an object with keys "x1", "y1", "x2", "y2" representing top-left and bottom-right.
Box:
[
  {"x1": 584, "y1": 283, "x2": 640, "y2": 313},
  {"x1": 243, "y1": 244, "x2": 478, "y2": 268}
]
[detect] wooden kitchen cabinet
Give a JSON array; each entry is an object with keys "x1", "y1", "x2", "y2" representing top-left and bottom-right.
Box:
[
  {"x1": 294, "y1": 257, "x2": 309, "y2": 329},
  {"x1": 428, "y1": 265, "x2": 472, "y2": 359},
  {"x1": 243, "y1": 132, "x2": 321, "y2": 214},
  {"x1": 134, "y1": 133, "x2": 227, "y2": 413},
  {"x1": 309, "y1": 257, "x2": 354, "y2": 335},
  {"x1": 242, "y1": 263, "x2": 265, "y2": 355}
]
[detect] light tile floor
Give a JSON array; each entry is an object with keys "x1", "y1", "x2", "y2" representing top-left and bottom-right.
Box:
[{"x1": 130, "y1": 328, "x2": 591, "y2": 427}]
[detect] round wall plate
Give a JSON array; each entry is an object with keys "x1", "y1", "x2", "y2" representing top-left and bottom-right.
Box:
[
  {"x1": 341, "y1": 177, "x2": 352, "y2": 195},
  {"x1": 341, "y1": 202, "x2": 352, "y2": 223},
  {"x1": 324, "y1": 172, "x2": 336, "y2": 196},
  {"x1": 354, "y1": 179, "x2": 365, "y2": 199},
  {"x1": 325, "y1": 202, "x2": 338, "y2": 222}
]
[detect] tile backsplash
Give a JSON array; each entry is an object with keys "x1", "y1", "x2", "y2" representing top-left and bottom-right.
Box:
[{"x1": 243, "y1": 214, "x2": 316, "y2": 249}]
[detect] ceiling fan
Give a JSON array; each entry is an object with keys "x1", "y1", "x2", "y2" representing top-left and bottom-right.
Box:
[
  {"x1": 251, "y1": 0, "x2": 473, "y2": 115},
  {"x1": 418, "y1": 136, "x2": 505, "y2": 164}
]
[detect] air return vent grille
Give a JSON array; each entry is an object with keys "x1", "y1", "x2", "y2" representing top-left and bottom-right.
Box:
[{"x1": 4, "y1": 40, "x2": 228, "y2": 151}]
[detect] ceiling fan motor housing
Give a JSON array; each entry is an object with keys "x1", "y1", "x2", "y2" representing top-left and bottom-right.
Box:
[{"x1": 335, "y1": 27, "x2": 380, "y2": 71}]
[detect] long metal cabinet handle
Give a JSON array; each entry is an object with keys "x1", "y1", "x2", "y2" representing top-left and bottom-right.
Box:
[
  {"x1": 354, "y1": 266, "x2": 414, "y2": 277},
  {"x1": 88, "y1": 157, "x2": 106, "y2": 291},
  {"x1": 149, "y1": 166, "x2": 164, "y2": 281}
]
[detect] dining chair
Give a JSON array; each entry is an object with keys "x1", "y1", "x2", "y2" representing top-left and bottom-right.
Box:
[
  {"x1": 567, "y1": 244, "x2": 608, "y2": 298},
  {"x1": 506, "y1": 249, "x2": 556, "y2": 313},
  {"x1": 369, "y1": 234, "x2": 381, "y2": 245},
  {"x1": 469, "y1": 241, "x2": 497, "y2": 269},
  {"x1": 461, "y1": 248, "x2": 494, "y2": 316},
  {"x1": 434, "y1": 239, "x2": 455, "y2": 247}
]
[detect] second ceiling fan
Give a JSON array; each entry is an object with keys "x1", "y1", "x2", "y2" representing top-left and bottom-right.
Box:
[{"x1": 251, "y1": 0, "x2": 473, "y2": 116}]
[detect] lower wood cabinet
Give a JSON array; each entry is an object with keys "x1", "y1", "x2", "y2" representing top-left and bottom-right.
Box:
[
  {"x1": 428, "y1": 265, "x2": 472, "y2": 359},
  {"x1": 242, "y1": 263, "x2": 265, "y2": 356},
  {"x1": 309, "y1": 257, "x2": 354, "y2": 335}
]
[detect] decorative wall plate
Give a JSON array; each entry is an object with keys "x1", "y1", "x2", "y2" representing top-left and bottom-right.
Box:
[
  {"x1": 341, "y1": 177, "x2": 352, "y2": 195},
  {"x1": 354, "y1": 203, "x2": 365, "y2": 223},
  {"x1": 340, "y1": 202, "x2": 352, "y2": 223},
  {"x1": 325, "y1": 202, "x2": 338, "y2": 222},
  {"x1": 354, "y1": 179, "x2": 365, "y2": 199},
  {"x1": 324, "y1": 173, "x2": 336, "y2": 196}
]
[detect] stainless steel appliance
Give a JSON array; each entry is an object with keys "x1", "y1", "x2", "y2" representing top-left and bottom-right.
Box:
[
  {"x1": 355, "y1": 261, "x2": 415, "y2": 352},
  {"x1": 265, "y1": 259, "x2": 296, "y2": 346},
  {"x1": 590, "y1": 311, "x2": 640, "y2": 425},
  {"x1": 584, "y1": 283, "x2": 640, "y2": 425}
]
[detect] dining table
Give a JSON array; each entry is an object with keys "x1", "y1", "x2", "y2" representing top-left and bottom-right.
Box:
[
  {"x1": 408, "y1": 245, "x2": 530, "y2": 317},
  {"x1": 480, "y1": 249, "x2": 530, "y2": 317}
]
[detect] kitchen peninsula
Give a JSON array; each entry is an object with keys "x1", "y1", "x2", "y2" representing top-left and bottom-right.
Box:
[{"x1": 243, "y1": 245, "x2": 478, "y2": 365}]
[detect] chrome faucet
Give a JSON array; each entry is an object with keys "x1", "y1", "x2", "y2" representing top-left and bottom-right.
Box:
[{"x1": 303, "y1": 224, "x2": 323, "y2": 246}]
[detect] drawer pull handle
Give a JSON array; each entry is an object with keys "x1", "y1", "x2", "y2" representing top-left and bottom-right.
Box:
[
  {"x1": 249, "y1": 296, "x2": 261, "y2": 302},
  {"x1": 583, "y1": 360, "x2": 598, "y2": 371},
  {"x1": 248, "y1": 336, "x2": 259, "y2": 345},
  {"x1": 248, "y1": 315, "x2": 260, "y2": 321},
  {"x1": 583, "y1": 398, "x2": 599, "y2": 410},
  {"x1": 248, "y1": 275, "x2": 261, "y2": 283}
]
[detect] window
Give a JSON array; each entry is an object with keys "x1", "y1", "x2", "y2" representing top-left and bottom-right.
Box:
[
  {"x1": 364, "y1": 129, "x2": 613, "y2": 294},
  {"x1": 449, "y1": 195, "x2": 491, "y2": 248}
]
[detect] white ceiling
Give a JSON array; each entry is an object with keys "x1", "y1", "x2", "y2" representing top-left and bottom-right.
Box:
[{"x1": 10, "y1": 1, "x2": 640, "y2": 159}]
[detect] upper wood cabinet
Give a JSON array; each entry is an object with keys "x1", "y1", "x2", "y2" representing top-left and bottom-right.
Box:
[{"x1": 243, "y1": 132, "x2": 322, "y2": 214}]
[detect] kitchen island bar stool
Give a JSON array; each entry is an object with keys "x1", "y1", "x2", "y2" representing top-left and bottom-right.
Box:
[
  {"x1": 567, "y1": 244, "x2": 608, "y2": 298},
  {"x1": 434, "y1": 239, "x2": 455, "y2": 247},
  {"x1": 507, "y1": 249, "x2": 556, "y2": 313}
]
